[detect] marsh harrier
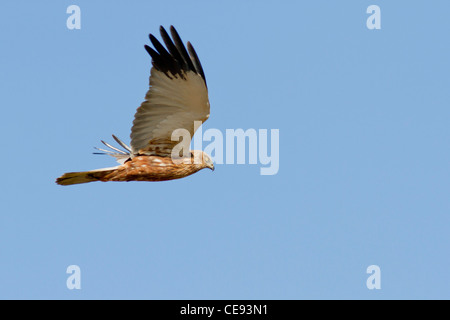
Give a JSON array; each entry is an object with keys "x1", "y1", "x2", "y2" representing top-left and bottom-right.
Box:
[{"x1": 56, "y1": 26, "x2": 213, "y2": 185}]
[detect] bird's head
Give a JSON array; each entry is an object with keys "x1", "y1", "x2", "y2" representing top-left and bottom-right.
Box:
[
  {"x1": 203, "y1": 153, "x2": 215, "y2": 171},
  {"x1": 192, "y1": 150, "x2": 215, "y2": 171}
]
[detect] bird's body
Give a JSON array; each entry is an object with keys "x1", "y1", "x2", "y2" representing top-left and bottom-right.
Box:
[
  {"x1": 105, "y1": 154, "x2": 208, "y2": 182},
  {"x1": 56, "y1": 151, "x2": 213, "y2": 185},
  {"x1": 56, "y1": 26, "x2": 214, "y2": 186}
]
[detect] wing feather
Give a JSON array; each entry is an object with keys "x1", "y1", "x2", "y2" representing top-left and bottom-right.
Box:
[{"x1": 130, "y1": 26, "x2": 209, "y2": 156}]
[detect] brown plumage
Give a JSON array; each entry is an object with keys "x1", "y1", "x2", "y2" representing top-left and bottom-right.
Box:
[
  {"x1": 56, "y1": 152, "x2": 214, "y2": 185},
  {"x1": 56, "y1": 26, "x2": 214, "y2": 186}
]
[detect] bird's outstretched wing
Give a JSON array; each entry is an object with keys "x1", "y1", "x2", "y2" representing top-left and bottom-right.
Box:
[{"x1": 130, "y1": 26, "x2": 209, "y2": 157}]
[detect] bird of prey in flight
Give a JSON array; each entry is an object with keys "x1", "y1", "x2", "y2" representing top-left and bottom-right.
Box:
[{"x1": 56, "y1": 26, "x2": 214, "y2": 185}]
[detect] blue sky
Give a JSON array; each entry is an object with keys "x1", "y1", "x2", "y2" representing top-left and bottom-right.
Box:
[{"x1": 0, "y1": 1, "x2": 449, "y2": 299}]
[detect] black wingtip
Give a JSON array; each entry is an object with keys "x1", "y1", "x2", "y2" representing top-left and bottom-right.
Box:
[
  {"x1": 144, "y1": 44, "x2": 155, "y2": 57},
  {"x1": 187, "y1": 41, "x2": 206, "y2": 85},
  {"x1": 144, "y1": 26, "x2": 207, "y2": 85}
]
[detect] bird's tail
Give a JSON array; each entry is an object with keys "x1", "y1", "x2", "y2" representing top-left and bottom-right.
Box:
[
  {"x1": 56, "y1": 166, "x2": 119, "y2": 186},
  {"x1": 56, "y1": 135, "x2": 130, "y2": 185}
]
